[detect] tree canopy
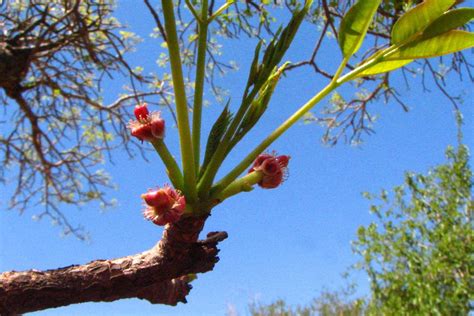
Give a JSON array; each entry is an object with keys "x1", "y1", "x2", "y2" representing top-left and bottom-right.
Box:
[{"x1": 354, "y1": 138, "x2": 473, "y2": 314}]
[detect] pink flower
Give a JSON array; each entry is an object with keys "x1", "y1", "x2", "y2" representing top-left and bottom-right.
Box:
[
  {"x1": 128, "y1": 103, "x2": 165, "y2": 142},
  {"x1": 249, "y1": 153, "x2": 290, "y2": 189},
  {"x1": 134, "y1": 103, "x2": 150, "y2": 121},
  {"x1": 141, "y1": 185, "x2": 186, "y2": 226}
]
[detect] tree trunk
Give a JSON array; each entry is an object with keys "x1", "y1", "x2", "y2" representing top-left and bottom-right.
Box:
[{"x1": 0, "y1": 215, "x2": 227, "y2": 315}]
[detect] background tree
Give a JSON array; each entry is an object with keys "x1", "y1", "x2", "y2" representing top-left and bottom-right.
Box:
[
  {"x1": 0, "y1": 0, "x2": 170, "y2": 239},
  {"x1": 248, "y1": 290, "x2": 368, "y2": 316},
  {"x1": 249, "y1": 136, "x2": 472, "y2": 315},
  {"x1": 353, "y1": 132, "x2": 473, "y2": 314},
  {"x1": 0, "y1": 0, "x2": 473, "y2": 313}
]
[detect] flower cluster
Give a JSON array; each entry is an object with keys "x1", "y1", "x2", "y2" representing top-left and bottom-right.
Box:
[
  {"x1": 128, "y1": 103, "x2": 165, "y2": 142},
  {"x1": 141, "y1": 185, "x2": 186, "y2": 226},
  {"x1": 249, "y1": 153, "x2": 290, "y2": 189}
]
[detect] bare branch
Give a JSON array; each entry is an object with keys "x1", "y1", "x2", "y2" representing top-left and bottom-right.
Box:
[{"x1": 0, "y1": 216, "x2": 228, "y2": 314}]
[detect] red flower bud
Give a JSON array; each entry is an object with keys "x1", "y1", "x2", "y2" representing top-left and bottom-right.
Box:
[
  {"x1": 276, "y1": 155, "x2": 290, "y2": 168},
  {"x1": 142, "y1": 189, "x2": 171, "y2": 210},
  {"x1": 130, "y1": 122, "x2": 154, "y2": 142},
  {"x1": 141, "y1": 185, "x2": 186, "y2": 226},
  {"x1": 261, "y1": 157, "x2": 280, "y2": 176},
  {"x1": 259, "y1": 170, "x2": 283, "y2": 189},
  {"x1": 134, "y1": 103, "x2": 150, "y2": 121},
  {"x1": 249, "y1": 152, "x2": 290, "y2": 189},
  {"x1": 150, "y1": 114, "x2": 165, "y2": 139},
  {"x1": 253, "y1": 153, "x2": 274, "y2": 169},
  {"x1": 128, "y1": 108, "x2": 165, "y2": 142}
]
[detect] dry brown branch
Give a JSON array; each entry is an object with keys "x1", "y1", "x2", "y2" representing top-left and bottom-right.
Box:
[{"x1": 0, "y1": 215, "x2": 228, "y2": 315}]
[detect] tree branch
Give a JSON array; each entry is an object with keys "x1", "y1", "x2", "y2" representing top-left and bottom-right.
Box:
[{"x1": 0, "y1": 216, "x2": 228, "y2": 315}]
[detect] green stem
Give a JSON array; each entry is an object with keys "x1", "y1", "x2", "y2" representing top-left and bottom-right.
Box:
[
  {"x1": 197, "y1": 78, "x2": 263, "y2": 198},
  {"x1": 211, "y1": 46, "x2": 401, "y2": 197},
  {"x1": 215, "y1": 171, "x2": 263, "y2": 201},
  {"x1": 331, "y1": 56, "x2": 350, "y2": 84},
  {"x1": 210, "y1": 81, "x2": 339, "y2": 196},
  {"x1": 161, "y1": 0, "x2": 197, "y2": 201},
  {"x1": 197, "y1": 94, "x2": 253, "y2": 198},
  {"x1": 151, "y1": 139, "x2": 184, "y2": 189},
  {"x1": 192, "y1": 0, "x2": 209, "y2": 176},
  {"x1": 337, "y1": 45, "x2": 399, "y2": 85}
]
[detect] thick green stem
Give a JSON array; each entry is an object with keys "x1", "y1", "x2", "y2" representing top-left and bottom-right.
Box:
[
  {"x1": 192, "y1": 0, "x2": 209, "y2": 176},
  {"x1": 215, "y1": 171, "x2": 262, "y2": 202},
  {"x1": 151, "y1": 139, "x2": 183, "y2": 190},
  {"x1": 161, "y1": 0, "x2": 197, "y2": 201}
]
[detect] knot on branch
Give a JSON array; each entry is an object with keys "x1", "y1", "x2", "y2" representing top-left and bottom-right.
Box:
[{"x1": 0, "y1": 43, "x2": 32, "y2": 97}]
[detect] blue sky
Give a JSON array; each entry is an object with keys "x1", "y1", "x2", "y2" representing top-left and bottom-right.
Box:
[{"x1": 1, "y1": 1, "x2": 473, "y2": 315}]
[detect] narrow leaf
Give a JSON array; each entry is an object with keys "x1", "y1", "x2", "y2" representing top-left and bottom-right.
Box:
[
  {"x1": 244, "y1": 41, "x2": 263, "y2": 94},
  {"x1": 422, "y1": 8, "x2": 474, "y2": 39},
  {"x1": 231, "y1": 64, "x2": 286, "y2": 148},
  {"x1": 338, "y1": 0, "x2": 382, "y2": 57},
  {"x1": 359, "y1": 59, "x2": 413, "y2": 76},
  {"x1": 391, "y1": 0, "x2": 455, "y2": 44},
  {"x1": 388, "y1": 30, "x2": 474, "y2": 60},
  {"x1": 201, "y1": 103, "x2": 232, "y2": 175},
  {"x1": 258, "y1": 0, "x2": 312, "y2": 84},
  {"x1": 223, "y1": 0, "x2": 312, "y2": 155}
]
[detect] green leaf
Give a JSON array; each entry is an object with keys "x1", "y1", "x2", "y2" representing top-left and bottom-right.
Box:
[
  {"x1": 244, "y1": 41, "x2": 263, "y2": 94},
  {"x1": 388, "y1": 30, "x2": 474, "y2": 60},
  {"x1": 201, "y1": 103, "x2": 233, "y2": 175},
  {"x1": 359, "y1": 59, "x2": 413, "y2": 76},
  {"x1": 231, "y1": 64, "x2": 286, "y2": 148},
  {"x1": 421, "y1": 8, "x2": 474, "y2": 40},
  {"x1": 338, "y1": 0, "x2": 382, "y2": 57},
  {"x1": 391, "y1": 0, "x2": 455, "y2": 45},
  {"x1": 257, "y1": 0, "x2": 312, "y2": 85}
]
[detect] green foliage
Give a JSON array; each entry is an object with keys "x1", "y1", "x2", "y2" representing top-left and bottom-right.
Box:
[
  {"x1": 197, "y1": 1, "x2": 312, "y2": 196},
  {"x1": 247, "y1": 142, "x2": 473, "y2": 315},
  {"x1": 243, "y1": 0, "x2": 312, "y2": 92},
  {"x1": 231, "y1": 63, "x2": 287, "y2": 149},
  {"x1": 248, "y1": 290, "x2": 369, "y2": 316},
  {"x1": 201, "y1": 102, "x2": 233, "y2": 175},
  {"x1": 338, "y1": 0, "x2": 382, "y2": 58},
  {"x1": 229, "y1": 0, "x2": 312, "y2": 145},
  {"x1": 421, "y1": 8, "x2": 474, "y2": 39},
  {"x1": 388, "y1": 30, "x2": 474, "y2": 60},
  {"x1": 359, "y1": 59, "x2": 413, "y2": 76},
  {"x1": 356, "y1": 1, "x2": 474, "y2": 76},
  {"x1": 390, "y1": 0, "x2": 455, "y2": 44},
  {"x1": 353, "y1": 144, "x2": 473, "y2": 314}
]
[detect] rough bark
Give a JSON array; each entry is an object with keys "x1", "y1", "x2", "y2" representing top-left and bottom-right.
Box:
[{"x1": 0, "y1": 215, "x2": 227, "y2": 315}]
